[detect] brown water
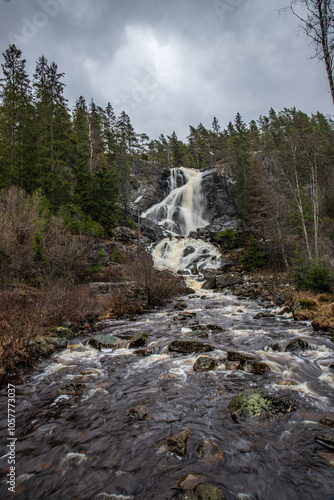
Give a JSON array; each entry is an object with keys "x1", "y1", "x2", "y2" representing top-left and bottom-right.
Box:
[{"x1": 1, "y1": 288, "x2": 334, "y2": 500}]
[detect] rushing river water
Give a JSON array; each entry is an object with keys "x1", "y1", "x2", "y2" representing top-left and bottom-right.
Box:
[{"x1": 1, "y1": 287, "x2": 334, "y2": 500}]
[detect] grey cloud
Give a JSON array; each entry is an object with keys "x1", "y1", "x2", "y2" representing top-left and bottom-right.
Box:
[{"x1": 0, "y1": 0, "x2": 332, "y2": 140}]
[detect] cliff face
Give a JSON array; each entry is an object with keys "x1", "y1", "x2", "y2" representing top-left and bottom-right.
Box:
[
  {"x1": 130, "y1": 162, "x2": 238, "y2": 222},
  {"x1": 200, "y1": 165, "x2": 238, "y2": 222}
]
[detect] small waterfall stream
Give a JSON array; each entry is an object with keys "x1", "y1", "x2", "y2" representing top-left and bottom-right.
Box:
[{"x1": 142, "y1": 168, "x2": 221, "y2": 274}]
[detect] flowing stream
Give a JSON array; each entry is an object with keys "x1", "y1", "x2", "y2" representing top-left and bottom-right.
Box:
[
  {"x1": 0, "y1": 291, "x2": 333, "y2": 499},
  {"x1": 1, "y1": 168, "x2": 333, "y2": 499}
]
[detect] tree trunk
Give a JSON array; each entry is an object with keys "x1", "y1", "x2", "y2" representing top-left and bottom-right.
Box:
[{"x1": 318, "y1": 0, "x2": 334, "y2": 105}]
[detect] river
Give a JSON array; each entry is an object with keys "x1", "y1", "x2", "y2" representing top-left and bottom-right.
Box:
[{"x1": 0, "y1": 286, "x2": 333, "y2": 499}]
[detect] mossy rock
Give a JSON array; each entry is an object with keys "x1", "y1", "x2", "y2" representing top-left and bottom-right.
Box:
[
  {"x1": 228, "y1": 389, "x2": 295, "y2": 423},
  {"x1": 158, "y1": 429, "x2": 190, "y2": 459},
  {"x1": 196, "y1": 438, "x2": 223, "y2": 464},
  {"x1": 285, "y1": 338, "x2": 310, "y2": 352},
  {"x1": 169, "y1": 339, "x2": 214, "y2": 354},
  {"x1": 88, "y1": 335, "x2": 127, "y2": 350},
  {"x1": 181, "y1": 483, "x2": 226, "y2": 499},
  {"x1": 315, "y1": 433, "x2": 334, "y2": 451},
  {"x1": 239, "y1": 359, "x2": 270, "y2": 375},
  {"x1": 128, "y1": 405, "x2": 149, "y2": 420},
  {"x1": 128, "y1": 332, "x2": 149, "y2": 348},
  {"x1": 227, "y1": 351, "x2": 256, "y2": 362},
  {"x1": 58, "y1": 382, "x2": 88, "y2": 395},
  {"x1": 48, "y1": 326, "x2": 74, "y2": 340},
  {"x1": 193, "y1": 356, "x2": 218, "y2": 372}
]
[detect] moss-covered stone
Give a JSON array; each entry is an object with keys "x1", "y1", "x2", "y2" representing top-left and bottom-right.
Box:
[
  {"x1": 88, "y1": 335, "x2": 127, "y2": 350},
  {"x1": 227, "y1": 351, "x2": 256, "y2": 362},
  {"x1": 320, "y1": 414, "x2": 334, "y2": 428},
  {"x1": 128, "y1": 405, "x2": 149, "y2": 420},
  {"x1": 196, "y1": 438, "x2": 223, "y2": 464},
  {"x1": 239, "y1": 359, "x2": 270, "y2": 375},
  {"x1": 128, "y1": 332, "x2": 149, "y2": 348},
  {"x1": 158, "y1": 429, "x2": 190, "y2": 459},
  {"x1": 58, "y1": 382, "x2": 88, "y2": 395},
  {"x1": 181, "y1": 483, "x2": 226, "y2": 500},
  {"x1": 285, "y1": 338, "x2": 310, "y2": 352},
  {"x1": 48, "y1": 326, "x2": 74, "y2": 340},
  {"x1": 228, "y1": 389, "x2": 295, "y2": 423},
  {"x1": 193, "y1": 356, "x2": 218, "y2": 372},
  {"x1": 169, "y1": 339, "x2": 214, "y2": 354},
  {"x1": 315, "y1": 433, "x2": 334, "y2": 451}
]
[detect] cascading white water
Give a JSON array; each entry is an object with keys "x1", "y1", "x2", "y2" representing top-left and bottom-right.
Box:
[
  {"x1": 143, "y1": 168, "x2": 208, "y2": 236},
  {"x1": 142, "y1": 167, "x2": 221, "y2": 274}
]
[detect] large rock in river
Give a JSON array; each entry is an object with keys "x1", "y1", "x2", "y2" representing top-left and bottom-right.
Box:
[
  {"x1": 193, "y1": 356, "x2": 218, "y2": 372},
  {"x1": 228, "y1": 389, "x2": 295, "y2": 423},
  {"x1": 158, "y1": 429, "x2": 190, "y2": 459},
  {"x1": 169, "y1": 339, "x2": 214, "y2": 354},
  {"x1": 181, "y1": 482, "x2": 226, "y2": 500},
  {"x1": 88, "y1": 335, "x2": 127, "y2": 350}
]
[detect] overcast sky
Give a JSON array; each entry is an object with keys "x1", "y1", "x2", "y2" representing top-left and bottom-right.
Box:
[{"x1": 0, "y1": 0, "x2": 332, "y2": 140}]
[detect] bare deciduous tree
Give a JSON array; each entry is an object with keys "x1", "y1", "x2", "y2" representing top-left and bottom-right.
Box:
[{"x1": 284, "y1": 0, "x2": 334, "y2": 104}]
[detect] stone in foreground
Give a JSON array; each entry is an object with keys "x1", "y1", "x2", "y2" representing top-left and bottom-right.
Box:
[
  {"x1": 181, "y1": 482, "x2": 226, "y2": 499},
  {"x1": 320, "y1": 414, "x2": 334, "y2": 428},
  {"x1": 128, "y1": 332, "x2": 149, "y2": 348},
  {"x1": 157, "y1": 429, "x2": 190, "y2": 459},
  {"x1": 193, "y1": 356, "x2": 218, "y2": 372},
  {"x1": 315, "y1": 433, "x2": 334, "y2": 451},
  {"x1": 58, "y1": 383, "x2": 88, "y2": 395},
  {"x1": 285, "y1": 338, "x2": 310, "y2": 352},
  {"x1": 196, "y1": 438, "x2": 223, "y2": 464},
  {"x1": 128, "y1": 405, "x2": 149, "y2": 420},
  {"x1": 88, "y1": 335, "x2": 127, "y2": 350},
  {"x1": 228, "y1": 389, "x2": 295, "y2": 423},
  {"x1": 169, "y1": 339, "x2": 214, "y2": 354}
]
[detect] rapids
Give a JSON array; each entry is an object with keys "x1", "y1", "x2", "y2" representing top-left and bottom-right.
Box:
[{"x1": 0, "y1": 288, "x2": 334, "y2": 499}]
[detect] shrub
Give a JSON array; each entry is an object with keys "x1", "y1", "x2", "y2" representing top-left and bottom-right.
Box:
[
  {"x1": 292, "y1": 257, "x2": 333, "y2": 293},
  {"x1": 125, "y1": 252, "x2": 188, "y2": 307},
  {"x1": 214, "y1": 227, "x2": 245, "y2": 250},
  {"x1": 58, "y1": 204, "x2": 104, "y2": 237}
]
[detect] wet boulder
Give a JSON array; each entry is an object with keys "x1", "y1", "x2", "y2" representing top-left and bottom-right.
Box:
[
  {"x1": 196, "y1": 438, "x2": 223, "y2": 464},
  {"x1": 315, "y1": 433, "x2": 334, "y2": 451},
  {"x1": 285, "y1": 338, "x2": 310, "y2": 352},
  {"x1": 174, "y1": 312, "x2": 197, "y2": 321},
  {"x1": 181, "y1": 482, "x2": 226, "y2": 500},
  {"x1": 169, "y1": 339, "x2": 214, "y2": 354},
  {"x1": 253, "y1": 312, "x2": 275, "y2": 319},
  {"x1": 329, "y1": 364, "x2": 334, "y2": 372},
  {"x1": 174, "y1": 301, "x2": 188, "y2": 310},
  {"x1": 206, "y1": 324, "x2": 225, "y2": 333},
  {"x1": 58, "y1": 382, "x2": 88, "y2": 395},
  {"x1": 228, "y1": 389, "x2": 296, "y2": 423},
  {"x1": 320, "y1": 415, "x2": 334, "y2": 428},
  {"x1": 184, "y1": 245, "x2": 196, "y2": 257},
  {"x1": 128, "y1": 332, "x2": 149, "y2": 348},
  {"x1": 239, "y1": 359, "x2": 270, "y2": 375},
  {"x1": 227, "y1": 351, "x2": 256, "y2": 363},
  {"x1": 88, "y1": 335, "x2": 127, "y2": 350},
  {"x1": 193, "y1": 356, "x2": 218, "y2": 372},
  {"x1": 158, "y1": 429, "x2": 190, "y2": 459},
  {"x1": 128, "y1": 405, "x2": 150, "y2": 420},
  {"x1": 177, "y1": 474, "x2": 205, "y2": 490},
  {"x1": 133, "y1": 348, "x2": 153, "y2": 357},
  {"x1": 48, "y1": 326, "x2": 74, "y2": 340}
]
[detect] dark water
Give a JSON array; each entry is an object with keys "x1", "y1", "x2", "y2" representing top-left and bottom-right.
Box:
[{"x1": 1, "y1": 288, "x2": 334, "y2": 500}]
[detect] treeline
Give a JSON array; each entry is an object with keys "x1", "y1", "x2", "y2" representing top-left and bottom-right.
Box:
[{"x1": 1, "y1": 44, "x2": 334, "y2": 282}]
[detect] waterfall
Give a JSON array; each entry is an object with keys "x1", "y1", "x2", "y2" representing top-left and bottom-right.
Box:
[{"x1": 142, "y1": 167, "x2": 221, "y2": 274}]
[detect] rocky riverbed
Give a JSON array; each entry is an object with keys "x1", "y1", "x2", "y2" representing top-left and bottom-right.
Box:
[{"x1": 0, "y1": 284, "x2": 333, "y2": 499}]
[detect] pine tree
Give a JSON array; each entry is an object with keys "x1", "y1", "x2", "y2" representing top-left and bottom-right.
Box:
[{"x1": 0, "y1": 44, "x2": 33, "y2": 189}]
